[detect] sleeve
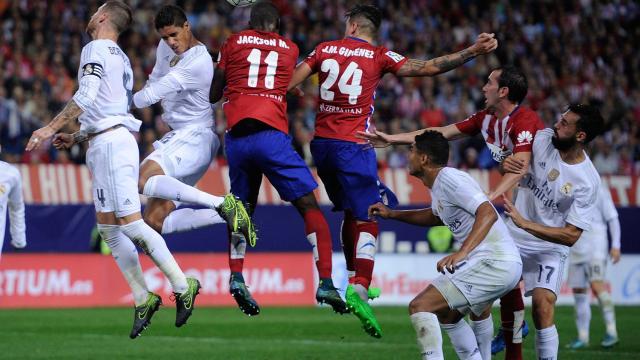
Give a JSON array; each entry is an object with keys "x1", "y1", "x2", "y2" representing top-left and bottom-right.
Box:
[
  {"x1": 217, "y1": 38, "x2": 231, "y2": 71},
  {"x1": 444, "y1": 172, "x2": 489, "y2": 215},
  {"x1": 532, "y1": 128, "x2": 554, "y2": 155},
  {"x1": 8, "y1": 170, "x2": 26, "y2": 248},
  {"x1": 511, "y1": 112, "x2": 544, "y2": 154},
  {"x1": 133, "y1": 72, "x2": 184, "y2": 108},
  {"x1": 565, "y1": 181, "x2": 600, "y2": 232},
  {"x1": 147, "y1": 40, "x2": 165, "y2": 84},
  {"x1": 380, "y1": 48, "x2": 408, "y2": 74},
  {"x1": 599, "y1": 184, "x2": 619, "y2": 222},
  {"x1": 608, "y1": 217, "x2": 621, "y2": 250},
  {"x1": 72, "y1": 43, "x2": 106, "y2": 111},
  {"x1": 302, "y1": 45, "x2": 321, "y2": 72},
  {"x1": 455, "y1": 111, "x2": 486, "y2": 135}
]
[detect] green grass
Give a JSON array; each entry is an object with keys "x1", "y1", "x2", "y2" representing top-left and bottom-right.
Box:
[{"x1": 0, "y1": 306, "x2": 638, "y2": 359}]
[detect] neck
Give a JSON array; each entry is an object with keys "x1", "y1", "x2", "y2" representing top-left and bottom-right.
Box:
[
  {"x1": 559, "y1": 144, "x2": 586, "y2": 164},
  {"x1": 423, "y1": 167, "x2": 443, "y2": 189},
  {"x1": 494, "y1": 101, "x2": 518, "y2": 120},
  {"x1": 348, "y1": 33, "x2": 374, "y2": 44},
  {"x1": 91, "y1": 26, "x2": 118, "y2": 42}
]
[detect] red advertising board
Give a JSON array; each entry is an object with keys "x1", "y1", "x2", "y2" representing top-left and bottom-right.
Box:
[
  {"x1": 14, "y1": 164, "x2": 640, "y2": 206},
  {"x1": 0, "y1": 253, "x2": 316, "y2": 308}
]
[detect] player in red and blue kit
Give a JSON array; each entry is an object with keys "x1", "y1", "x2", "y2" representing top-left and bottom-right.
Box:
[
  {"x1": 288, "y1": 4, "x2": 499, "y2": 338},
  {"x1": 210, "y1": 2, "x2": 347, "y2": 317}
]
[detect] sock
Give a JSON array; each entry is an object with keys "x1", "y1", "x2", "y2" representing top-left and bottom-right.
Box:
[
  {"x1": 574, "y1": 293, "x2": 591, "y2": 342},
  {"x1": 441, "y1": 319, "x2": 482, "y2": 360},
  {"x1": 597, "y1": 292, "x2": 618, "y2": 337},
  {"x1": 161, "y1": 208, "x2": 225, "y2": 234},
  {"x1": 500, "y1": 287, "x2": 525, "y2": 360},
  {"x1": 410, "y1": 312, "x2": 444, "y2": 360},
  {"x1": 143, "y1": 175, "x2": 224, "y2": 208},
  {"x1": 535, "y1": 325, "x2": 559, "y2": 360},
  {"x1": 98, "y1": 224, "x2": 149, "y2": 306},
  {"x1": 470, "y1": 315, "x2": 493, "y2": 360},
  {"x1": 121, "y1": 219, "x2": 188, "y2": 293},
  {"x1": 341, "y1": 211, "x2": 358, "y2": 282},
  {"x1": 353, "y1": 221, "x2": 378, "y2": 289},
  {"x1": 229, "y1": 231, "x2": 246, "y2": 273},
  {"x1": 303, "y1": 209, "x2": 332, "y2": 279}
]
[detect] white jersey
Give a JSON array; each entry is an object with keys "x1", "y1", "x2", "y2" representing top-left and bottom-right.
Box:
[
  {"x1": 133, "y1": 40, "x2": 214, "y2": 130},
  {"x1": 431, "y1": 167, "x2": 521, "y2": 263},
  {"x1": 0, "y1": 161, "x2": 26, "y2": 251},
  {"x1": 73, "y1": 39, "x2": 140, "y2": 133},
  {"x1": 571, "y1": 182, "x2": 619, "y2": 263},
  {"x1": 508, "y1": 128, "x2": 600, "y2": 255}
]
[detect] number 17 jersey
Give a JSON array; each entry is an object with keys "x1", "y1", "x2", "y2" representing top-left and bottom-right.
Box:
[
  {"x1": 303, "y1": 37, "x2": 407, "y2": 142},
  {"x1": 217, "y1": 30, "x2": 298, "y2": 134}
]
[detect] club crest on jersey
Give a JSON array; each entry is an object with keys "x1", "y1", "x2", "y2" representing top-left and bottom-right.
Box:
[
  {"x1": 547, "y1": 169, "x2": 560, "y2": 181},
  {"x1": 560, "y1": 182, "x2": 573, "y2": 195},
  {"x1": 82, "y1": 63, "x2": 103, "y2": 78},
  {"x1": 170, "y1": 55, "x2": 181, "y2": 67},
  {"x1": 0, "y1": 184, "x2": 5, "y2": 195},
  {"x1": 385, "y1": 50, "x2": 405, "y2": 63}
]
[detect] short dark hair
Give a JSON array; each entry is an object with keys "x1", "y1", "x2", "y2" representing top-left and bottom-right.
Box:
[
  {"x1": 568, "y1": 103, "x2": 604, "y2": 144},
  {"x1": 249, "y1": 2, "x2": 280, "y2": 32},
  {"x1": 415, "y1": 130, "x2": 449, "y2": 167},
  {"x1": 154, "y1": 5, "x2": 187, "y2": 30},
  {"x1": 345, "y1": 4, "x2": 382, "y2": 36},
  {"x1": 103, "y1": 1, "x2": 132, "y2": 34},
  {"x1": 497, "y1": 65, "x2": 528, "y2": 104}
]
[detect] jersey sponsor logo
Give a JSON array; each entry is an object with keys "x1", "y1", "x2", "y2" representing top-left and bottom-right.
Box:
[
  {"x1": 524, "y1": 175, "x2": 559, "y2": 211},
  {"x1": 516, "y1": 130, "x2": 533, "y2": 145},
  {"x1": 169, "y1": 55, "x2": 181, "y2": 67},
  {"x1": 82, "y1": 63, "x2": 103, "y2": 78},
  {"x1": 486, "y1": 142, "x2": 511, "y2": 162},
  {"x1": 446, "y1": 218, "x2": 462, "y2": 233},
  {"x1": 547, "y1": 169, "x2": 560, "y2": 181},
  {"x1": 385, "y1": 50, "x2": 405, "y2": 63}
]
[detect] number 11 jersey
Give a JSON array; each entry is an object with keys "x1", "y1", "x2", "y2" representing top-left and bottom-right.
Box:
[
  {"x1": 303, "y1": 37, "x2": 407, "y2": 142},
  {"x1": 217, "y1": 30, "x2": 299, "y2": 134}
]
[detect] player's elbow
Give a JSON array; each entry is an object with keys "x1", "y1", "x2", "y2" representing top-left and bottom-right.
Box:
[{"x1": 563, "y1": 228, "x2": 583, "y2": 247}]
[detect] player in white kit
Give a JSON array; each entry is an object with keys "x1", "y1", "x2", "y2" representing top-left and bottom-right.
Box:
[
  {"x1": 567, "y1": 181, "x2": 620, "y2": 349},
  {"x1": 369, "y1": 131, "x2": 522, "y2": 360},
  {"x1": 0, "y1": 148, "x2": 26, "y2": 261},
  {"x1": 26, "y1": 1, "x2": 200, "y2": 339},
  {"x1": 502, "y1": 103, "x2": 604, "y2": 359}
]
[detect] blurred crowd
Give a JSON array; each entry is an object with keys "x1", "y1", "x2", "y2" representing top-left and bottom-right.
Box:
[{"x1": 1, "y1": 0, "x2": 639, "y2": 175}]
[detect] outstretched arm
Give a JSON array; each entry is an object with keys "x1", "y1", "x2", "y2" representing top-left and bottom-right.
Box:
[
  {"x1": 369, "y1": 202, "x2": 444, "y2": 226},
  {"x1": 396, "y1": 33, "x2": 497, "y2": 77},
  {"x1": 288, "y1": 62, "x2": 314, "y2": 91},
  {"x1": 26, "y1": 100, "x2": 83, "y2": 151},
  {"x1": 357, "y1": 123, "x2": 465, "y2": 147}
]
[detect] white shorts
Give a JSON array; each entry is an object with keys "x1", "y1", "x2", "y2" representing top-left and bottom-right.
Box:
[
  {"x1": 86, "y1": 127, "x2": 141, "y2": 217},
  {"x1": 568, "y1": 259, "x2": 607, "y2": 288},
  {"x1": 432, "y1": 258, "x2": 522, "y2": 317},
  {"x1": 143, "y1": 126, "x2": 218, "y2": 186},
  {"x1": 520, "y1": 247, "x2": 568, "y2": 297}
]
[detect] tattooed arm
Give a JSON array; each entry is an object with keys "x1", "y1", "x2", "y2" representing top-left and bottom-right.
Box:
[
  {"x1": 26, "y1": 100, "x2": 83, "y2": 151},
  {"x1": 396, "y1": 33, "x2": 498, "y2": 77}
]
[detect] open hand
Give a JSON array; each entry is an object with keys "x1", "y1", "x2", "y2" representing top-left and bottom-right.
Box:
[
  {"x1": 26, "y1": 126, "x2": 56, "y2": 151},
  {"x1": 356, "y1": 130, "x2": 393, "y2": 148},
  {"x1": 470, "y1": 33, "x2": 498, "y2": 56},
  {"x1": 503, "y1": 194, "x2": 526, "y2": 228}
]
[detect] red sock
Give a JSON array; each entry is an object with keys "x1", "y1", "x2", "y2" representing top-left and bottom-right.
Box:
[
  {"x1": 228, "y1": 231, "x2": 244, "y2": 273},
  {"x1": 341, "y1": 211, "x2": 358, "y2": 281},
  {"x1": 353, "y1": 221, "x2": 378, "y2": 289},
  {"x1": 500, "y1": 286, "x2": 525, "y2": 360},
  {"x1": 304, "y1": 209, "x2": 333, "y2": 279}
]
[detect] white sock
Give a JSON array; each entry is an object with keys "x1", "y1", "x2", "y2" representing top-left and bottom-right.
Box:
[
  {"x1": 574, "y1": 293, "x2": 591, "y2": 342},
  {"x1": 410, "y1": 312, "x2": 444, "y2": 360},
  {"x1": 597, "y1": 292, "x2": 618, "y2": 337},
  {"x1": 98, "y1": 224, "x2": 148, "y2": 306},
  {"x1": 535, "y1": 325, "x2": 559, "y2": 360},
  {"x1": 143, "y1": 175, "x2": 224, "y2": 208},
  {"x1": 470, "y1": 315, "x2": 493, "y2": 360},
  {"x1": 161, "y1": 208, "x2": 225, "y2": 234},
  {"x1": 441, "y1": 319, "x2": 482, "y2": 360},
  {"x1": 121, "y1": 219, "x2": 188, "y2": 293}
]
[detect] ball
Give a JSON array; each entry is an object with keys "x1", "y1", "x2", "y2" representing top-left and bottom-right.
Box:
[{"x1": 226, "y1": 0, "x2": 258, "y2": 7}]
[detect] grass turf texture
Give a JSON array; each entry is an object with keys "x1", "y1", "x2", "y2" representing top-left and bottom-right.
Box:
[{"x1": 0, "y1": 306, "x2": 638, "y2": 359}]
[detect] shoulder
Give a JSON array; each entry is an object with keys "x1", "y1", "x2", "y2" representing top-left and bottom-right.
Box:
[
  {"x1": 0, "y1": 162, "x2": 21, "y2": 181},
  {"x1": 513, "y1": 107, "x2": 544, "y2": 126},
  {"x1": 437, "y1": 168, "x2": 465, "y2": 192}
]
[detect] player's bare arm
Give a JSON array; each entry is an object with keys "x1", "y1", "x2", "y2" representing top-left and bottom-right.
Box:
[
  {"x1": 488, "y1": 151, "x2": 532, "y2": 201},
  {"x1": 287, "y1": 62, "x2": 313, "y2": 91},
  {"x1": 369, "y1": 202, "x2": 444, "y2": 226},
  {"x1": 209, "y1": 67, "x2": 226, "y2": 104},
  {"x1": 437, "y1": 202, "x2": 497, "y2": 273},
  {"x1": 26, "y1": 100, "x2": 83, "y2": 151},
  {"x1": 395, "y1": 33, "x2": 497, "y2": 77},
  {"x1": 503, "y1": 195, "x2": 583, "y2": 246},
  {"x1": 357, "y1": 123, "x2": 465, "y2": 147}
]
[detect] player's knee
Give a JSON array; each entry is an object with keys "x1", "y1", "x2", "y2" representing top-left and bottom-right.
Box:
[
  {"x1": 143, "y1": 212, "x2": 164, "y2": 233},
  {"x1": 409, "y1": 297, "x2": 429, "y2": 314},
  {"x1": 532, "y1": 290, "x2": 556, "y2": 327},
  {"x1": 293, "y1": 193, "x2": 319, "y2": 214}
]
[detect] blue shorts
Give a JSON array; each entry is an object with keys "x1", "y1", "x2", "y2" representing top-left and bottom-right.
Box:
[
  {"x1": 225, "y1": 130, "x2": 317, "y2": 205},
  {"x1": 311, "y1": 138, "x2": 398, "y2": 221}
]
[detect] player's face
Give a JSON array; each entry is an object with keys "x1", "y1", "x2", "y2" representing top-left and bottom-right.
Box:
[
  {"x1": 552, "y1": 110, "x2": 580, "y2": 151},
  {"x1": 159, "y1": 23, "x2": 191, "y2": 55},
  {"x1": 408, "y1": 144, "x2": 424, "y2": 177},
  {"x1": 86, "y1": 5, "x2": 106, "y2": 35},
  {"x1": 482, "y1": 70, "x2": 501, "y2": 112}
]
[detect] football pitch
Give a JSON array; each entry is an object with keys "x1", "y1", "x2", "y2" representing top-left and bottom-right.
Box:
[{"x1": 0, "y1": 306, "x2": 638, "y2": 359}]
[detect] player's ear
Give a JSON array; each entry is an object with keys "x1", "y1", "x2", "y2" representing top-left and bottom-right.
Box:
[
  {"x1": 183, "y1": 21, "x2": 190, "y2": 30},
  {"x1": 498, "y1": 86, "x2": 509, "y2": 100},
  {"x1": 575, "y1": 129, "x2": 587, "y2": 144}
]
